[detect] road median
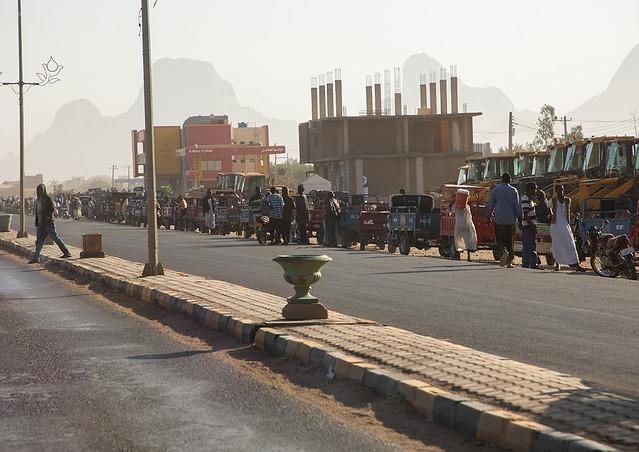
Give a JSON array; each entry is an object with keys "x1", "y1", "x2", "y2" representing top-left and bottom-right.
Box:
[{"x1": 0, "y1": 231, "x2": 630, "y2": 451}]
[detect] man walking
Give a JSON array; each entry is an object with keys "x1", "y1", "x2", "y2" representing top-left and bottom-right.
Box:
[
  {"x1": 202, "y1": 188, "x2": 216, "y2": 234},
  {"x1": 266, "y1": 187, "x2": 284, "y2": 244},
  {"x1": 521, "y1": 182, "x2": 539, "y2": 269},
  {"x1": 486, "y1": 173, "x2": 522, "y2": 268},
  {"x1": 295, "y1": 184, "x2": 310, "y2": 245},
  {"x1": 323, "y1": 191, "x2": 341, "y2": 247},
  {"x1": 29, "y1": 184, "x2": 72, "y2": 264},
  {"x1": 281, "y1": 186, "x2": 296, "y2": 245}
]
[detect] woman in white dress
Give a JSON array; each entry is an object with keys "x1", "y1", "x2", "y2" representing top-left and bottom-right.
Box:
[{"x1": 550, "y1": 185, "x2": 585, "y2": 272}]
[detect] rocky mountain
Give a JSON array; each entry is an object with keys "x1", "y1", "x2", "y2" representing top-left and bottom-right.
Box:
[
  {"x1": 25, "y1": 58, "x2": 299, "y2": 181},
  {"x1": 570, "y1": 43, "x2": 639, "y2": 134}
]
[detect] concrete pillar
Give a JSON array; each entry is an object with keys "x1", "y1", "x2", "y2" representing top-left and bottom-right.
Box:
[
  {"x1": 311, "y1": 87, "x2": 318, "y2": 120},
  {"x1": 452, "y1": 120, "x2": 461, "y2": 152},
  {"x1": 403, "y1": 119, "x2": 409, "y2": 153},
  {"x1": 415, "y1": 156, "x2": 424, "y2": 194},
  {"x1": 344, "y1": 159, "x2": 351, "y2": 192},
  {"x1": 429, "y1": 82, "x2": 437, "y2": 115},
  {"x1": 335, "y1": 79, "x2": 343, "y2": 117},
  {"x1": 420, "y1": 84, "x2": 428, "y2": 109},
  {"x1": 394, "y1": 93, "x2": 402, "y2": 116},
  {"x1": 343, "y1": 119, "x2": 349, "y2": 155},
  {"x1": 355, "y1": 158, "x2": 364, "y2": 194},
  {"x1": 440, "y1": 79, "x2": 448, "y2": 115},
  {"x1": 365, "y1": 85, "x2": 373, "y2": 116},
  {"x1": 374, "y1": 83, "x2": 382, "y2": 115},
  {"x1": 319, "y1": 85, "x2": 326, "y2": 119},
  {"x1": 327, "y1": 83, "x2": 334, "y2": 117},
  {"x1": 404, "y1": 158, "x2": 410, "y2": 192},
  {"x1": 450, "y1": 76, "x2": 459, "y2": 114}
]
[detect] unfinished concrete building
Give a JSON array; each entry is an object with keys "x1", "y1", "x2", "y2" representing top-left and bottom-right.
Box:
[{"x1": 299, "y1": 66, "x2": 481, "y2": 197}]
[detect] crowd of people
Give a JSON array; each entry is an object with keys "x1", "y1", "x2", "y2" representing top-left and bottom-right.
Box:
[{"x1": 456, "y1": 172, "x2": 586, "y2": 272}]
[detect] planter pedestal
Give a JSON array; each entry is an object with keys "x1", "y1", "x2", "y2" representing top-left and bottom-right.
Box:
[{"x1": 273, "y1": 254, "x2": 332, "y2": 321}]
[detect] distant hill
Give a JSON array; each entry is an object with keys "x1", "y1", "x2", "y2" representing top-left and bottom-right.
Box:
[
  {"x1": 402, "y1": 44, "x2": 639, "y2": 147},
  {"x1": 402, "y1": 53, "x2": 539, "y2": 149},
  {"x1": 569, "y1": 43, "x2": 639, "y2": 136},
  {"x1": 25, "y1": 58, "x2": 299, "y2": 181}
]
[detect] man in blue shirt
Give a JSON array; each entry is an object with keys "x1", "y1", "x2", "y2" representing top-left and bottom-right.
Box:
[
  {"x1": 486, "y1": 173, "x2": 522, "y2": 267},
  {"x1": 266, "y1": 186, "x2": 284, "y2": 244}
]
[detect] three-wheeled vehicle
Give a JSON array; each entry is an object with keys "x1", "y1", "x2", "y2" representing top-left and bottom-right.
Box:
[
  {"x1": 337, "y1": 194, "x2": 365, "y2": 248},
  {"x1": 358, "y1": 197, "x2": 389, "y2": 251},
  {"x1": 438, "y1": 185, "x2": 496, "y2": 259},
  {"x1": 387, "y1": 194, "x2": 439, "y2": 255}
]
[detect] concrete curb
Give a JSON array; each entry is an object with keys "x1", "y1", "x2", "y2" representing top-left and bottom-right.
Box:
[{"x1": 0, "y1": 235, "x2": 617, "y2": 452}]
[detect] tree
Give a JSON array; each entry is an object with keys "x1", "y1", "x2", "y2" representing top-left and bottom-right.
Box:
[
  {"x1": 533, "y1": 104, "x2": 555, "y2": 149},
  {"x1": 272, "y1": 159, "x2": 313, "y2": 189},
  {"x1": 569, "y1": 125, "x2": 583, "y2": 141}
]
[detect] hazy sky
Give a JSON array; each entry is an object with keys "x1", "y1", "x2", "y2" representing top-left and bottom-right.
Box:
[{"x1": 1, "y1": 0, "x2": 638, "y2": 161}]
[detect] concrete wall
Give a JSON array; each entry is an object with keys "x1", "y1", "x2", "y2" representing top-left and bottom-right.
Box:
[
  {"x1": 185, "y1": 124, "x2": 232, "y2": 146},
  {"x1": 299, "y1": 113, "x2": 480, "y2": 197},
  {"x1": 232, "y1": 125, "x2": 269, "y2": 146}
]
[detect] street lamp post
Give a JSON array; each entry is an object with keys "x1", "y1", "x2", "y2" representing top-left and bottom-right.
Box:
[
  {"x1": 0, "y1": 0, "x2": 63, "y2": 239},
  {"x1": 140, "y1": 0, "x2": 163, "y2": 277}
]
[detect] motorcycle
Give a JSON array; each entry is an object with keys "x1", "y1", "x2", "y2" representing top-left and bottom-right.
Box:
[
  {"x1": 588, "y1": 220, "x2": 637, "y2": 280},
  {"x1": 256, "y1": 215, "x2": 274, "y2": 245}
]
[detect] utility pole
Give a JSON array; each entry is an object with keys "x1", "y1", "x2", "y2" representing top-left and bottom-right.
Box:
[
  {"x1": 630, "y1": 111, "x2": 638, "y2": 137},
  {"x1": 508, "y1": 111, "x2": 513, "y2": 153},
  {"x1": 17, "y1": 0, "x2": 26, "y2": 238},
  {"x1": 552, "y1": 115, "x2": 572, "y2": 141},
  {"x1": 140, "y1": 0, "x2": 163, "y2": 277}
]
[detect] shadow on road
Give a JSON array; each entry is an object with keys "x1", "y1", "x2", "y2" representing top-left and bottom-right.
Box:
[
  {"x1": 0, "y1": 293, "x2": 87, "y2": 302},
  {"x1": 128, "y1": 350, "x2": 212, "y2": 360},
  {"x1": 368, "y1": 266, "x2": 500, "y2": 275}
]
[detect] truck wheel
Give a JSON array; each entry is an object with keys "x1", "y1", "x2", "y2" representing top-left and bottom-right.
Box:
[
  {"x1": 387, "y1": 233, "x2": 397, "y2": 253},
  {"x1": 399, "y1": 234, "x2": 411, "y2": 255}
]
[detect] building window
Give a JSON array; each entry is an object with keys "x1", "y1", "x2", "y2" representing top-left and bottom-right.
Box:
[
  {"x1": 249, "y1": 159, "x2": 255, "y2": 163},
  {"x1": 202, "y1": 160, "x2": 222, "y2": 171},
  {"x1": 240, "y1": 159, "x2": 245, "y2": 163}
]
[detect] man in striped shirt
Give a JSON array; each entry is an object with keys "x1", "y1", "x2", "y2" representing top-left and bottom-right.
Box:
[{"x1": 521, "y1": 182, "x2": 539, "y2": 269}]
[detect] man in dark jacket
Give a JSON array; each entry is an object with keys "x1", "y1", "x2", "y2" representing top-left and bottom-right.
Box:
[
  {"x1": 323, "y1": 191, "x2": 341, "y2": 247},
  {"x1": 281, "y1": 186, "x2": 296, "y2": 245},
  {"x1": 295, "y1": 184, "x2": 310, "y2": 245},
  {"x1": 29, "y1": 184, "x2": 71, "y2": 263}
]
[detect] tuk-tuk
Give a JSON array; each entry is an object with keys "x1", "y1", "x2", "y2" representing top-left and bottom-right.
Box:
[
  {"x1": 387, "y1": 193, "x2": 439, "y2": 255},
  {"x1": 358, "y1": 196, "x2": 389, "y2": 251},
  {"x1": 337, "y1": 194, "x2": 364, "y2": 248}
]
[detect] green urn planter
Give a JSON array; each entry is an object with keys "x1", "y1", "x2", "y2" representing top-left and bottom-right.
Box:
[{"x1": 273, "y1": 254, "x2": 332, "y2": 320}]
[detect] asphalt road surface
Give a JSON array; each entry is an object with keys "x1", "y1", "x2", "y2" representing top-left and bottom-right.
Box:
[
  {"x1": 1, "y1": 252, "x2": 411, "y2": 452},
  {"x1": 23, "y1": 218, "x2": 639, "y2": 396}
]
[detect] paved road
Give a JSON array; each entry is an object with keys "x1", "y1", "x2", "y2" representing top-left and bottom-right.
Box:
[
  {"x1": 24, "y1": 218, "x2": 639, "y2": 396},
  {"x1": 0, "y1": 252, "x2": 407, "y2": 451}
]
